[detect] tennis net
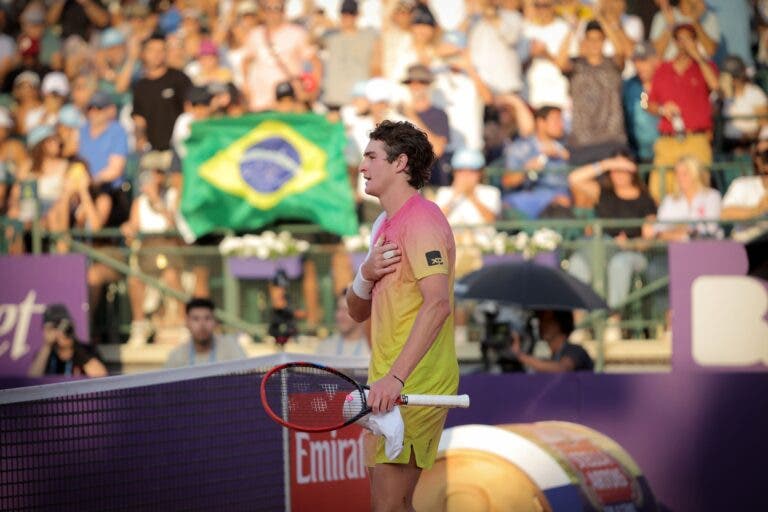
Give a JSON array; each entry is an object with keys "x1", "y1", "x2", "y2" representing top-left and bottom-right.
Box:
[{"x1": 0, "y1": 353, "x2": 369, "y2": 512}]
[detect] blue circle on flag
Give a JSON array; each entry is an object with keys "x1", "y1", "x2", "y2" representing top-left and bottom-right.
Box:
[{"x1": 239, "y1": 137, "x2": 301, "y2": 193}]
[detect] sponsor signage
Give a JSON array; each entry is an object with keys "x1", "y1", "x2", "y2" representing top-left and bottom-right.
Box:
[{"x1": 0, "y1": 255, "x2": 89, "y2": 375}]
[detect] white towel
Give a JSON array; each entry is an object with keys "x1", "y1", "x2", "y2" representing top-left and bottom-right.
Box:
[
  {"x1": 343, "y1": 390, "x2": 405, "y2": 460},
  {"x1": 358, "y1": 407, "x2": 404, "y2": 460}
]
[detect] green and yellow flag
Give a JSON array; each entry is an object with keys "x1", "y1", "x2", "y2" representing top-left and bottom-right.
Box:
[{"x1": 179, "y1": 112, "x2": 358, "y2": 240}]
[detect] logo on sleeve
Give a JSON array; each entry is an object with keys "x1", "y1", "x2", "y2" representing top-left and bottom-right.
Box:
[{"x1": 425, "y1": 250, "x2": 444, "y2": 266}]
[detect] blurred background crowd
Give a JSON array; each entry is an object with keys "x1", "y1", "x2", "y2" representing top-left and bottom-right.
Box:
[{"x1": 2, "y1": 0, "x2": 767, "y2": 363}]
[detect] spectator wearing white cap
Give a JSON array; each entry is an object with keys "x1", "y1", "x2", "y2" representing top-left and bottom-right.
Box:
[
  {"x1": 25, "y1": 72, "x2": 70, "y2": 134},
  {"x1": 435, "y1": 148, "x2": 501, "y2": 226},
  {"x1": 340, "y1": 80, "x2": 373, "y2": 174},
  {"x1": 11, "y1": 71, "x2": 42, "y2": 136}
]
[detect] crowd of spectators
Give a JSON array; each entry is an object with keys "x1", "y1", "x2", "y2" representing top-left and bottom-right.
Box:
[{"x1": 2, "y1": 0, "x2": 768, "y2": 346}]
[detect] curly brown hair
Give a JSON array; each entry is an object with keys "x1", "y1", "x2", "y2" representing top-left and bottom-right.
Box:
[{"x1": 368, "y1": 120, "x2": 435, "y2": 190}]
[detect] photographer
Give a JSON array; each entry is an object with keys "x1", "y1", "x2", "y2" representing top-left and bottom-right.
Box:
[
  {"x1": 28, "y1": 303, "x2": 107, "y2": 377},
  {"x1": 510, "y1": 310, "x2": 594, "y2": 372}
]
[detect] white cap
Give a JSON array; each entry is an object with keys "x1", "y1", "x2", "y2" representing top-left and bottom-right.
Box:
[
  {"x1": 41, "y1": 72, "x2": 70, "y2": 97},
  {"x1": 364, "y1": 78, "x2": 394, "y2": 104}
]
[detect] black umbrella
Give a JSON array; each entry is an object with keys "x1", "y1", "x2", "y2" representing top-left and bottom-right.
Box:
[{"x1": 455, "y1": 260, "x2": 608, "y2": 310}]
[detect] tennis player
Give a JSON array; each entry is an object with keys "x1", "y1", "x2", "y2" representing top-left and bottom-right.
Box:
[{"x1": 347, "y1": 120, "x2": 459, "y2": 511}]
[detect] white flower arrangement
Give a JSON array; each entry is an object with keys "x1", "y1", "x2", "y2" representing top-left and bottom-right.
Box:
[
  {"x1": 457, "y1": 227, "x2": 562, "y2": 259},
  {"x1": 219, "y1": 231, "x2": 311, "y2": 260},
  {"x1": 342, "y1": 225, "x2": 373, "y2": 253}
]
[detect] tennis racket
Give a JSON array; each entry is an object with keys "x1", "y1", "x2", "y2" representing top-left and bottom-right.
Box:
[{"x1": 260, "y1": 362, "x2": 470, "y2": 433}]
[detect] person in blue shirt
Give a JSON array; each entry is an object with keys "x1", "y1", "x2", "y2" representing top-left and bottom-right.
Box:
[
  {"x1": 622, "y1": 42, "x2": 660, "y2": 163},
  {"x1": 78, "y1": 91, "x2": 128, "y2": 190},
  {"x1": 501, "y1": 105, "x2": 572, "y2": 219}
]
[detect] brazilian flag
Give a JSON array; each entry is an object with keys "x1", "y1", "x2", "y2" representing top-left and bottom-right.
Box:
[{"x1": 179, "y1": 112, "x2": 358, "y2": 240}]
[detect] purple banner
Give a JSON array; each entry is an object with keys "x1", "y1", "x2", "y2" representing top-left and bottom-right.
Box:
[
  {"x1": 669, "y1": 241, "x2": 768, "y2": 372},
  {"x1": 0, "y1": 254, "x2": 89, "y2": 376},
  {"x1": 449, "y1": 372, "x2": 768, "y2": 512},
  {"x1": 227, "y1": 255, "x2": 303, "y2": 280}
]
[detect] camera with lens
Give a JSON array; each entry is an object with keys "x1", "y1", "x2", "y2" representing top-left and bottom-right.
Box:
[{"x1": 476, "y1": 302, "x2": 532, "y2": 373}]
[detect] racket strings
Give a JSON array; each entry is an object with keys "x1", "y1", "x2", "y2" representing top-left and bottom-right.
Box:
[{"x1": 262, "y1": 366, "x2": 366, "y2": 431}]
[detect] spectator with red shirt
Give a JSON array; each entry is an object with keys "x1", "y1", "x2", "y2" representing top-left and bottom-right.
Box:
[{"x1": 646, "y1": 22, "x2": 719, "y2": 203}]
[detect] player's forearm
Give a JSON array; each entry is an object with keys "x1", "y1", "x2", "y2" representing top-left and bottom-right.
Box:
[
  {"x1": 346, "y1": 288, "x2": 372, "y2": 322},
  {"x1": 389, "y1": 296, "x2": 451, "y2": 383}
]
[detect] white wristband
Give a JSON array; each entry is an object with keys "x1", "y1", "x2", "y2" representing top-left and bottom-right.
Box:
[{"x1": 352, "y1": 269, "x2": 374, "y2": 300}]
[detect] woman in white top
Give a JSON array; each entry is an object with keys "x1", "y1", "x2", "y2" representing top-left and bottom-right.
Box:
[
  {"x1": 120, "y1": 156, "x2": 184, "y2": 345},
  {"x1": 646, "y1": 155, "x2": 723, "y2": 241},
  {"x1": 6, "y1": 125, "x2": 82, "y2": 251}
]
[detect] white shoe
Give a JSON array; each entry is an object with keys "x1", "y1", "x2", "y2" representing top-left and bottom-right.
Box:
[{"x1": 127, "y1": 320, "x2": 152, "y2": 346}]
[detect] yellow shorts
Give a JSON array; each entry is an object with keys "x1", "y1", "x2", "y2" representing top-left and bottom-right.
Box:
[{"x1": 365, "y1": 403, "x2": 450, "y2": 470}]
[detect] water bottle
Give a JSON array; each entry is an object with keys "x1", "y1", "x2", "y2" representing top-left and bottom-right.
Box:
[{"x1": 671, "y1": 112, "x2": 686, "y2": 140}]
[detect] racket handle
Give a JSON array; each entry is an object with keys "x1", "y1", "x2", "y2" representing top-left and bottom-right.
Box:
[{"x1": 400, "y1": 394, "x2": 470, "y2": 408}]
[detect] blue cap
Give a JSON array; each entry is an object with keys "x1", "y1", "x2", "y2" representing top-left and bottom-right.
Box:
[
  {"x1": 87, "y1": 90, "x2": 114, "y2": 109},
  {"x1": 451, "y1": 148, "x2": 485, "y2": 170},
  {"x1": 159, "y1": 9, "x2": 182, "y2": 35},
  {"x1": 100, "y1": 28, "x2": 126, "y2": 48},
  {"x1": 27, "y1": 124, "x2": 56, "y2": 148},
  {"x1": 58, "y1": 104, "x2": 85, "y2": 128}
]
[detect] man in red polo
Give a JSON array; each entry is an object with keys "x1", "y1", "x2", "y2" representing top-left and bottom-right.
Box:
[{"x1": 646, "y1": 22, "x2": 719, "y2": 202}]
